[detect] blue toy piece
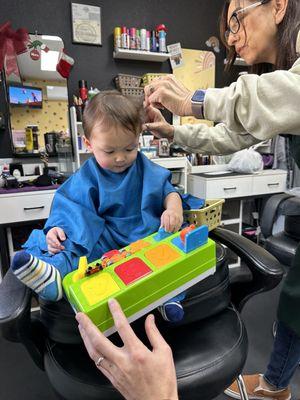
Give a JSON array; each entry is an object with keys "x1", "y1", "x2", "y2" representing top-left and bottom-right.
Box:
[
  {"x1": 153, "y1": 227, "x2": 173, "y2": 241},
  {"x1": 172, "y1": 225, "x2": 209, "y2": 253}
]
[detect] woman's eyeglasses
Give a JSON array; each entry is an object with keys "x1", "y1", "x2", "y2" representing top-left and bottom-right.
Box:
[{"x1": 225, "y1": 0, "x2": 270, "y2": 42}]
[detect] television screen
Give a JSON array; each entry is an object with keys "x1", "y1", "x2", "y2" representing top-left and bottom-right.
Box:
[{"x1": 8, "y1": 85, "x2": 43, "y2": 108}]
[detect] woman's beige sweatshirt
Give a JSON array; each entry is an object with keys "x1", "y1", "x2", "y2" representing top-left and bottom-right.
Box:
[{"x1": 174, "y1": 57, "x2": 300, "y2": 155}]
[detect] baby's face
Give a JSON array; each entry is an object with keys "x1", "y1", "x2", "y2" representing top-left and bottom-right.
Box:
[{"x1": 84, "y1": 123, "x2": 139, "y2": 173}]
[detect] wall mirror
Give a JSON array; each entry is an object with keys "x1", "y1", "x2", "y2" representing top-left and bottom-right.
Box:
[{"x1": 5, "y1": 34, "x2": 71, "y2": 162}]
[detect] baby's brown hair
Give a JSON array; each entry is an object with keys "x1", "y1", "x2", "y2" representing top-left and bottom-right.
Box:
[{"x1": 82, "y1": 91, "x2": 143, "y2": 140}]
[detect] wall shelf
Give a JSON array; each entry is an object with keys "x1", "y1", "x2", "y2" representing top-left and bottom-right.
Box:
[
  {"x1": 113, "y1": 48, "x2": 170, "y2": 62},
  {"x1": 13, "y1": 153, "x2": 57, "y2": 159},
  {"x1": 152, "y1": 157, "x2": 187, "y2": 169}
]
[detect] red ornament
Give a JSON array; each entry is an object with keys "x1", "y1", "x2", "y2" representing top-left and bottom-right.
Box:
[
  {"x1": 30, "y1": 48, "x2": 40, "y2": 60},
  {"x1": 41, "y1": 44, "x2": 49, "y2": 53},
  {"x1": 156, "y1": 24, "x2": 167, "y2": 32}
]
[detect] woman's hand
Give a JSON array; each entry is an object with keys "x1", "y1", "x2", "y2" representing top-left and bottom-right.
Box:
[
  {"x1": 76, "y1": 299, "x2": 178, "y2": 400},
  {"x1": 143, "y1": 105, "x2": 175, "y2": 140},
  {"x1": 46, "y1": 227, "x2": 66, "y2": 254},
  {"x1": 144, "y1": 75, "x2": 193, "y2": 116}
]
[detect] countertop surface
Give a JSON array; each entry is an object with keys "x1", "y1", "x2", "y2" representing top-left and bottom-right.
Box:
[{"x1": 0, "y1": 184, "x2": 59, "y2": 195}]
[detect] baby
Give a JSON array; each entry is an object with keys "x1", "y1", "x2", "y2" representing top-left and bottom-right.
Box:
[{"x1": 11, "y1": 91, "x2": 184, "y2": 321}]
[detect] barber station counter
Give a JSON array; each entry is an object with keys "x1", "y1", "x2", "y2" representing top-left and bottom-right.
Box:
[
  {"x1": 0, "y1": 185, "x2": 58, "y2": 277},
  {"x1": 0, "y1": 185, "x2": 59, "y2": 223}
]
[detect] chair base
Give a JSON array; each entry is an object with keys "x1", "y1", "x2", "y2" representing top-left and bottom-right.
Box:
[{"x1": 44, "y1": 307, "x2": 248, "y2": 400}]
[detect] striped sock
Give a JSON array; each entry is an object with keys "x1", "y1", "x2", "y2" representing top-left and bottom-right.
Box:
[{"x1": 11, "y1": 251, "x2": 63, "y2": 301}]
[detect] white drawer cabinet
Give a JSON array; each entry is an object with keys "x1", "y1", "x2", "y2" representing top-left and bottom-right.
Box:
[
  {"x1": 188, "y1": 174, "x2": 253, "y2": 199},
  {"x1": 252, "y1": 171, "x2": 286, "y2": 195},
  {"x1": 188, "y1": 169, "x2": 287, "y2": 200},
  {"x1": 187, "y1": 168, "x2": 287, "y2": 268},
  {"x1": 0, "y1": 190, "x2": 56, "y2": 278},
  {"x1": 0, "y1": 191, "x2": 55, "y2": 224}
]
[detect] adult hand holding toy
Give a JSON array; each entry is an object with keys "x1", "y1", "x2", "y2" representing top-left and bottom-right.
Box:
[{"x1": 76, "y1": 298, "x2": 178, "y2": 400}]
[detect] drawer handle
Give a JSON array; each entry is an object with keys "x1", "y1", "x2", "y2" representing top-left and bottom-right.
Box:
[
  {"x1": 223, "y1": 187, "x2": 237, "y2": 191},
  {"x1": 268, "y1": 183, "x2": 279, "y2": 187},
  {"x1": 23, "y1": 206, "x2": 45, "y2": 211}
]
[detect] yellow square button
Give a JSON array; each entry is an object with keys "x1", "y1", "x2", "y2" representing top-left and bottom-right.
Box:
[{"x1": 81, "y1": 272, "x2": 120, "y2": 306}]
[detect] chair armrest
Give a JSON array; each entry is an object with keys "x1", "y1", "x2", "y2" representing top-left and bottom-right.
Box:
[
  {"x1": 0, "y1": 269, "x2": 46, "y2": 369},
  {"x1": 210, "y1": 227, "x2": 284, "y2": 311},
  {"x1": 0, "y1": 269, "x2": 32, "y2": 342}
]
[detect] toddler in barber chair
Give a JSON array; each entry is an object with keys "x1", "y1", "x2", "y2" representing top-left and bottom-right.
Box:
[{"x1": 11, "y1": 91, "x2": 185, "y2": 322}]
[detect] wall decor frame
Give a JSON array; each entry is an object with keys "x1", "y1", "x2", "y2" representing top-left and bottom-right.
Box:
[{"x1": 71, "y1": 3, "x2": 102, "y2": 45}]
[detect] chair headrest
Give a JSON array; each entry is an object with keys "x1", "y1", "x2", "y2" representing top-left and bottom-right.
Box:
[{"x1": 282, "y1": 196, "x2": 300, "y2": 216}]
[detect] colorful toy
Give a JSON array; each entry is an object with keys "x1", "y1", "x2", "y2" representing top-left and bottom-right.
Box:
[
  {"x1": 180, "y1": 224, "x2": 196, "y2": 243},
  {"x1": 85, "y1": 262, "x2": 102, "y2": 276},
  {"x1": 63, "y1": 225, "x2": 216, "y2": 336},
  {"x1": 101, "y1": 249, "x2": 131, "y2": 268}
]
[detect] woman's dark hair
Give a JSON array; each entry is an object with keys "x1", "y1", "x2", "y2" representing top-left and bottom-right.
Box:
[
  {"x1": 220, "y1": 0, "x2": 300, "y2": 74},
  {"x1": 83, "y1": 91, "x2": 143, "y2": 140}
]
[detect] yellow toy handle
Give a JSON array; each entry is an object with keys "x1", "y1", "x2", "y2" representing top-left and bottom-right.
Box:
[{"x1": 72, "y1": 256, "x2": 88, "y2": 282}]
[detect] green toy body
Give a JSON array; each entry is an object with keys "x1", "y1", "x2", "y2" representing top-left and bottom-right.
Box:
[{"x1": 63, "y1": 227, "x2": 216, "y2": 336}]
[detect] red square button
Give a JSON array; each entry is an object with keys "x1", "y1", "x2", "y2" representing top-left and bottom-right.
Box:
[{"x1": 114, "y1": 258, "x2": 152, "y2": 285}]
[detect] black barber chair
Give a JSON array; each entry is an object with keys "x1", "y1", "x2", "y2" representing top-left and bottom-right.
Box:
[
  {"x1": 261, "y1": 193, "x2": 300, "y2": 269},
  {"x1": 0, "y1": 228, "x2": 283, "y2": 400},
  {"x1": 260, "y1": 193, "x2": 300, "y2": 338}
]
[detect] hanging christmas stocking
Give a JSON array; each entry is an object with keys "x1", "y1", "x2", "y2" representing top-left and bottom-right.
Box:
[{"x1": 56, "y1": 49, "x2": 74, "y2": 79}]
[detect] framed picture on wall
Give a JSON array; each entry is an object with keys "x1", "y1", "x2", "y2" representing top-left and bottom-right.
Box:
[{"x1": 71, "y1": 3, "x2": 102, "y2": 45}]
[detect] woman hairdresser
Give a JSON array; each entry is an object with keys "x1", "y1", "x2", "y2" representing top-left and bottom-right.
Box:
[
  {"x1": 77, "y1": 2, "x2": 300, "y2": 400},
  {"x1": 144, "y1": 1, "x2": 300, "y2": 156},
  {"x1": 144, "y1": 1, "x2": 300, "y2": 399}
]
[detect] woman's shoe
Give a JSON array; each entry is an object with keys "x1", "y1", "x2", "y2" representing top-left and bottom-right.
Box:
[{"x1": 224, "y1": 374, "x2": 291, "y2": 400}]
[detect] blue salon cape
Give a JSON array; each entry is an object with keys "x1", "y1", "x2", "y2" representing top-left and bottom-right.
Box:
[{"x1": 23, "y1": 153, "x2": 177, "y2": 277}]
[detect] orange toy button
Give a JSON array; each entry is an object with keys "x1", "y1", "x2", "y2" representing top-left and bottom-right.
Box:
[
  {"x1": 115, "y1": 258, "x2": 152, "y2": 285},
  {"x1": 128, "y1": 240, "x2": 151, "y2": 254},
  {"x1": 145, "y1": 244, "x2": 181, "y2": 268}
]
